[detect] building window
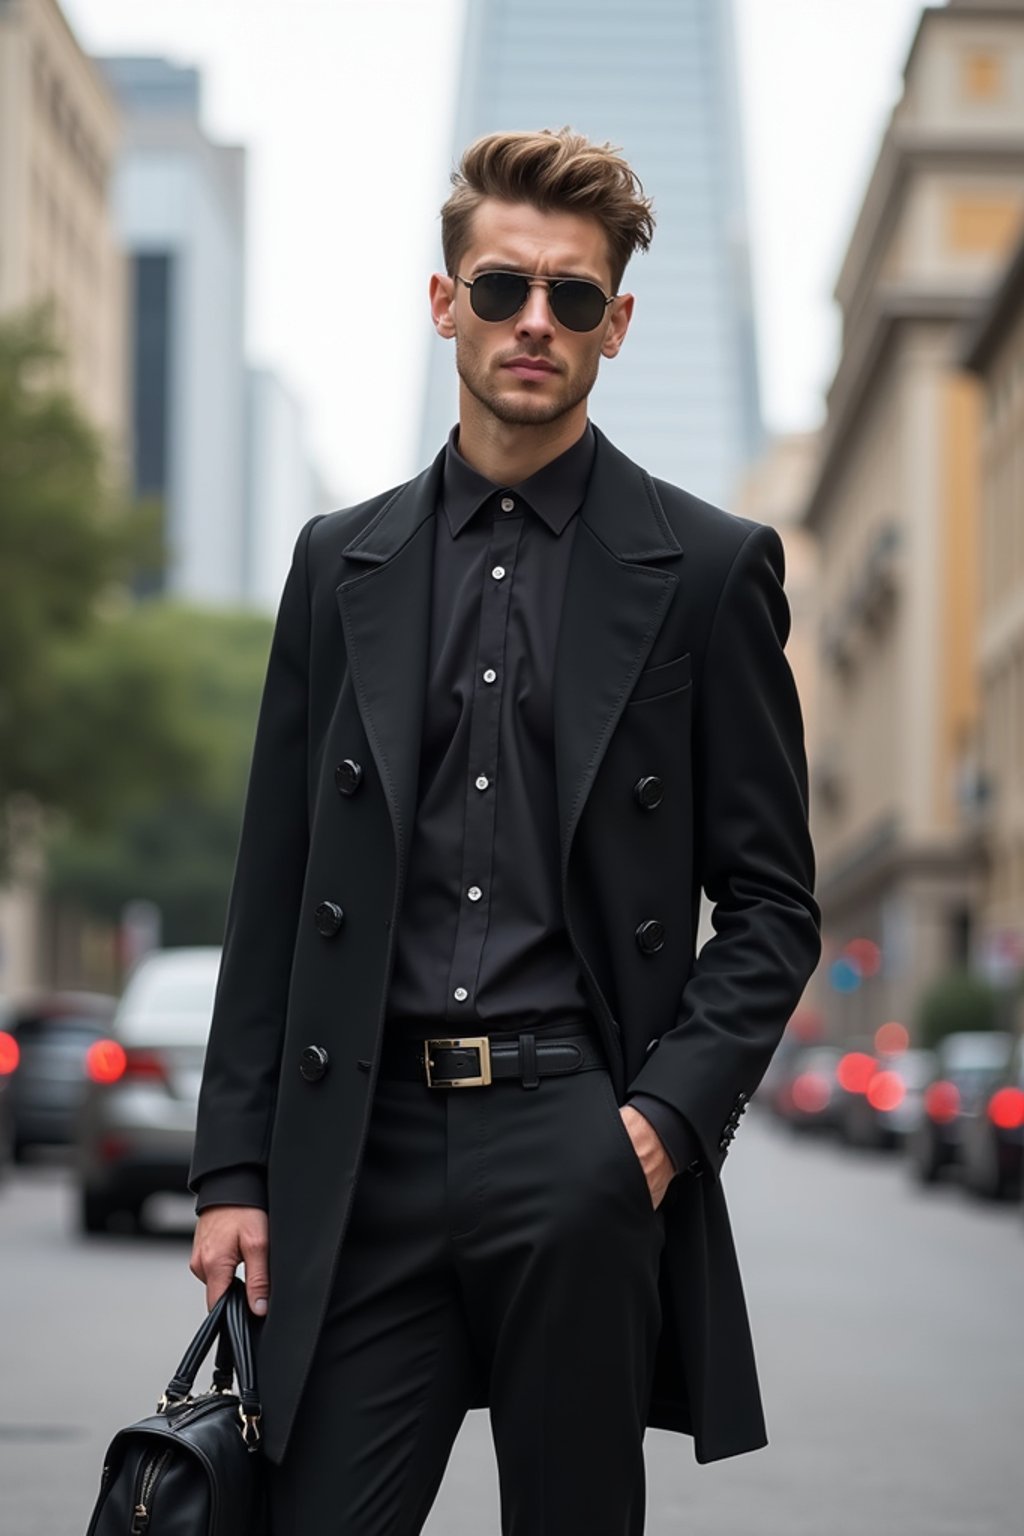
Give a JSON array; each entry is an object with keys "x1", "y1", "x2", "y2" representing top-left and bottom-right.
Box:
[
  {"x1": 949, "y1": 905, "x2": 972, "y2": 969},
  {"x1": 132, "y1": 252, "x2": 174, "y2": 503},
  {"x1": 962, "y1": 51, "x2": 1003, "y2": 101},
  {"x1": 946, "y1": 196, "x2": 1022, "y2": 256}
]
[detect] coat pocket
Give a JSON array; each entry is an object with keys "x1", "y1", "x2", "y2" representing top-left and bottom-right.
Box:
[
  {"x1": 594, "y1": 1071, "x2": 656, "y2": 1211},
  {"x1": 627, "y1": 650, "x2": 691, "y2": 704}
]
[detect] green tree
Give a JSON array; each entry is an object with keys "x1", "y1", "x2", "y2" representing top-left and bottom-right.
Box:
[
  {"x1": 916, "y1": 968, "x2": 1000, "y2": 1049},
  {"x1": 0, "y1": 304, "x2": 169, "y2": 869},
  {"x1": 46, "y1": 603, "x2": 274, "y2": 945}
]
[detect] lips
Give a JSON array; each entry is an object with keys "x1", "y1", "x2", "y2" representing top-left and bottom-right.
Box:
[{"x1": 502, "y1": 357, "x2": 558, "y2": 380}]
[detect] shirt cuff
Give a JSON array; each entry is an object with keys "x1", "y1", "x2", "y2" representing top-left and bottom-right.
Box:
[
  {"x1": 193, "y1": 1165, "x2": 268, "y2": 1214},
  {"x1": 627, "y1": 1094, "x2": 702, "y2": 1176}
]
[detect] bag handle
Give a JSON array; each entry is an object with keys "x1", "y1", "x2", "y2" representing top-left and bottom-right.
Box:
[
  {"x1": 160, "y1": 1282, "x2": 233, "y2": 1407},
  {"x1": 159, "y1": 1277, "x2": 263, "y2": 1444},
  {"x1": 223, "y1": 1278, "x2": 263, "y2": 1444}
]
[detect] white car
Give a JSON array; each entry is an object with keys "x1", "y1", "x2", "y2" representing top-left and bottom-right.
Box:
[{"x1": 74, "y1": 947, "x2": 222, "y2": 1233}]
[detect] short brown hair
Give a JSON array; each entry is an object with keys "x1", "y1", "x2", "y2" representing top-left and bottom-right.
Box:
[{"x1": 440, "y1": 128, "x2": 655, "y2": 292}]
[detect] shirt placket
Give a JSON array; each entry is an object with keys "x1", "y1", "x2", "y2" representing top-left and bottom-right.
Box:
[{"x1": 444, "y1": 494, "x2": 524, "y2": 1024}]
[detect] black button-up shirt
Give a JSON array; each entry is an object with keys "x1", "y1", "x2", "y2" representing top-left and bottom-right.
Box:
[
  {"x1": 384, "y1": 423, "x2": 594, "y2": 1029},
  {"x1": 194, "y1": 421, "x2": 697, "y2": 1212}
]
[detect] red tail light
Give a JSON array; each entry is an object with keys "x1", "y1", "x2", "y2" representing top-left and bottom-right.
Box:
[
  {"x1": 122, "y1": 1049, "x2": 168, "y2": 1082},
  {"x1": 988, "y1": 1086, "x2": 1024, "y2": 1131},
  {"x1": 86, "y1": 1039, "x2": 126, "y2": 1084},
  {"x1": 791, "y1": 1072, "x2": 831, "y2": 1113},
  {"x1": 86, "y1": 1041, "x2": 168, "y2": 1086},
  {"x1": 924, "y1": 1080, "x2": 960, "y2": 1123},
  {"x1": 867, "y1": 1069, "x2": 905, "y2": 1112},
  {"x1": 837, "y1": 1052, "x2": 876, "y2": 1094},
  {"x1": 0, "y1": 1031, "x2": 19, "y2": 1076}
]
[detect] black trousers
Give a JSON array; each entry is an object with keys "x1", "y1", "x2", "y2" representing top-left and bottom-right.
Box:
[{"x1": 266, "y1": 1028, "x2": 667, "y2": 1535}]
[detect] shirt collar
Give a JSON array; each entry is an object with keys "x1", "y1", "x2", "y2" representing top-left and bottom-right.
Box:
[{"x1": 441, "y1": 421, "x2": 596, "y2": 538}]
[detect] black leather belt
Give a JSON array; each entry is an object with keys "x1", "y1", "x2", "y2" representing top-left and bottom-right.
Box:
[{"x1": 378, "y1": 1032, "x2": 609, "y2": 1089}]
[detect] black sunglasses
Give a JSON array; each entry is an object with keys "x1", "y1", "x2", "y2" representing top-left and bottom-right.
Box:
[{"x1": 454, "y1": 269, "x2": 617, "y2": 332}]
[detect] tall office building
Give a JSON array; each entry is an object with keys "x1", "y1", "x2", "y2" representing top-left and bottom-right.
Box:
[
  {"x1": 418, "y1": 0, "x2": 763, "y2": 505},
  {"x1": 98, "y1": 56, "x2": 247, "y2": 605}
]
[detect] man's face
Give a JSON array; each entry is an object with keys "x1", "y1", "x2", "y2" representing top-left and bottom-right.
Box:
[{"x1": 430, "y1": 198, "x2": 633, "y2": 429}]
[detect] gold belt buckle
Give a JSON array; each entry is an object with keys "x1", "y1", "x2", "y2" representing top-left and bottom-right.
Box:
[{"x1": 424, "y1": 1036, "x2": 492, "y2": 1088}]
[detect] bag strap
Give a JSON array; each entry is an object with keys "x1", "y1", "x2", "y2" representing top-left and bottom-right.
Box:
[
  {"x1": 159, "y1": 1279, "x2": 264, "y2": 1445},
  {"x1": 224, "y1": 1279, "x2": 263, "y2": 1444},
  {"x1": 210, "y1": 1311, "x2": 236, "y2": 1394},
  {"x1": 160, "y1": 1282, "x2": 234, "y2": 1407}
]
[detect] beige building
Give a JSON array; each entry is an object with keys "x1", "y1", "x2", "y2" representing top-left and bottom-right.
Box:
[
  {"x1": 734, "y1": 432, "x2": 822, "y2": 757},
  {"x1": 801, "y1": 0, "x2": 1024, "y2": 1041},
  {"x1": 961, "y1": 229, "x2": 1024, "y2": 982},
  {"x1": 734, "y1": 433, "x2": 825, "y2": 1029},
  {"x1": 0, "y1": 0, "x2": 126, "y2": 998},
  {"x1": 0, "y1": 0, "x2": 126, "y2": 445}
]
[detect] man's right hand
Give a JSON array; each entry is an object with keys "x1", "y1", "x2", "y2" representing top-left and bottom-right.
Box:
[{"x1": 189, "y1": 1206, "x2": 270, "y2": 1316}]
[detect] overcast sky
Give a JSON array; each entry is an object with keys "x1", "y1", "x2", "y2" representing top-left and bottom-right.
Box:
[{"x1": 63, "y1": 0, "x2": 931, "y2": 502}]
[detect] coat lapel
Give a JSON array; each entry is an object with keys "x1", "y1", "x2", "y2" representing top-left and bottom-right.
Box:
[
  {"x1": 334, "y1": 428, "x2": 683, "y2": 887},
  {"x1": 553, "y1": 428, "x2": 682, "y2": 885},
  {"x1": 335, "y1": 451, "x2": 443, "y2": 877}
]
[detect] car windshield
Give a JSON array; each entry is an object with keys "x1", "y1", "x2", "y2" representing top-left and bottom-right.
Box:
[
  {"x1": 11, "y1": 1014, "x2": 110, "y2": 1039},
  {"x1": 941, "y1": 1033, "x2": 1012, "y2": 1073},
  {"x1": 797, "y1": 1049, "x2": 841, "y2": 1072},
  {"x1": 116, "y1": 952, "x2": 222, "y2": 1043}
]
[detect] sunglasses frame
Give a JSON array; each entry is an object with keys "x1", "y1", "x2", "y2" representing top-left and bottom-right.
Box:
[{"x1": 454, "y1": 269, "x2": 618, "y2": 332}]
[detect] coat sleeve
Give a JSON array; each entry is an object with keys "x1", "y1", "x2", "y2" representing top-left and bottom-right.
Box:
[
  {"x1": 625, "y1": 520, "x2": 821, "y2": 1182},
  {"x1": 188, "y1": 514, "x2": 323, "y2": 1196}
]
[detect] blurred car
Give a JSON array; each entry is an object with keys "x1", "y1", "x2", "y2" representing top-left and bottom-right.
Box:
[
  {"x1": 74, "y1": 947, "x2": 221, "y2": 1234},
  {"x1": 772, "y1": 1045, "x2": 845, "y2": 1133},
  {"x1": 959, "y1": 1032, "x2": 1024, "y2": 1202},
  {"x1": 0, "y1": 1021, "x2": 18, "y2": 1179},
  {"x1": 837, "y1": 1045, "x2": 937, "y2": 1150},
  {"x1": 906, "y1": 1030, "x2": 1013, "y2": 1184},
  {"x1": 757, "y1": 1028, "x2": 827, "y2": 1118},
  {"x1": 2, "y1": 992, "x2": 117, "y2": 1160}
]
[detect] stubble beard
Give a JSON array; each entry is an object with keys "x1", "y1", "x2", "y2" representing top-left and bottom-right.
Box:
[{"x1": 455, "y1": 336, "x2": 600, "y2": 428}]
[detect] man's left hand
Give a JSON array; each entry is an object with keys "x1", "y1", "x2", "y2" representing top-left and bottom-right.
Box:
[{"x1": 619, "y1": 1105, "x2": 676, "y2": 1210}]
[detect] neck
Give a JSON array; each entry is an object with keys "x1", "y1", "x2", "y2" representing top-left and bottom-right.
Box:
[{"x1": 455, "y1": 389, "x2": 589, "y2": 484}]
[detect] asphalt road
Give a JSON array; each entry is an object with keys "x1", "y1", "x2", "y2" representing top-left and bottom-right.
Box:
[{"x1": 1, "y1": 1110, "x2": 1021, "y2": 1536}]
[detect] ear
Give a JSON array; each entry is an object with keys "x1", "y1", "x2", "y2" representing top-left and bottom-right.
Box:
[
  {"x1": 601, "y1": 292, "x2": 634, "y2": 359},
  {"x1": 429, "y1": 273, "x2": 457, "y2": 338}
]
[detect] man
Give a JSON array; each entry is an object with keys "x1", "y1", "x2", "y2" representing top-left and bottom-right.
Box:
[{"x1": 189, "y1": 127, "x2": 821, "y2": 1534}]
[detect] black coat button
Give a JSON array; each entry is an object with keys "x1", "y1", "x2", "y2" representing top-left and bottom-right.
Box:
[
  {"x1": 314, "y1": 900, "x2": 345, "y2": 937},
  {"x1": 634, "y1": 775, "x2": 664, "y2": 810},
  {"x1": 335, "y1": 759, "x2": 363, "y2": 795},
  {"x1": 635, "y1": 919, "x2": 665, "y2": 954},
  {"x1": 299, "y1": 1045, "x2": 329, "y2": 1083}
]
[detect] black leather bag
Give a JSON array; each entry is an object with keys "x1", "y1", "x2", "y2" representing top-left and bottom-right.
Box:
[{"x1": 84, "y1": 1278, "x2": 268, "y2": 1535}]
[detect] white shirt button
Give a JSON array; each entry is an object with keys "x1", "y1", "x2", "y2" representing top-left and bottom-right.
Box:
[
  {"x1": 500, "y1": 496, "x2": 515, "y2": 512},
  {"x1": 467, "y1": 885, "x2": 482, "y2": 902},
  {"x1": 492, "y1": 565, "x2": 506, "y2": 580},
  {"x1": 475, "y1": 774, "x2": 489, "y2": 791},
  {"x1": 453, "y1": 986, "x2": 469, "y2": 1002},
  {"x1": 483, "y1": 668, "x2": 497, "y2": 683}
]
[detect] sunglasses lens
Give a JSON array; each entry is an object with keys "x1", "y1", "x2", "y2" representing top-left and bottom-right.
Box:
[
  {"x1": 549, "y1": 280, "x2": 608, "y2": 332},
  {"x1": 465, "y1": 272, "x2": 609, "y2": 331},
  {"x1": 469, "y1": 271, "x2": 530, "y2": 322}
]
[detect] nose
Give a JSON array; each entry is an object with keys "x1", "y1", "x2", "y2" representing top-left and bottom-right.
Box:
[{"x1": 514, "y1": 280, "x2": 555, "y2": 341}]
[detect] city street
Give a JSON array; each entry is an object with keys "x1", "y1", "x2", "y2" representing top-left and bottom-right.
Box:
[{"x1": 1, "y1": 1108, "x2": 1020, "y2": 1536}]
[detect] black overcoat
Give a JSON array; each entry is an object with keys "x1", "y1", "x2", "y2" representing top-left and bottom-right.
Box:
[{"x1": 190, "y1": 425, "x2": 821, "y2": 1465}]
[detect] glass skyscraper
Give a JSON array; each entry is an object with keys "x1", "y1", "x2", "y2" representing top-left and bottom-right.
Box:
[{"x1": 419, "y1": 0, "x2": 763, "y2": 507}]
